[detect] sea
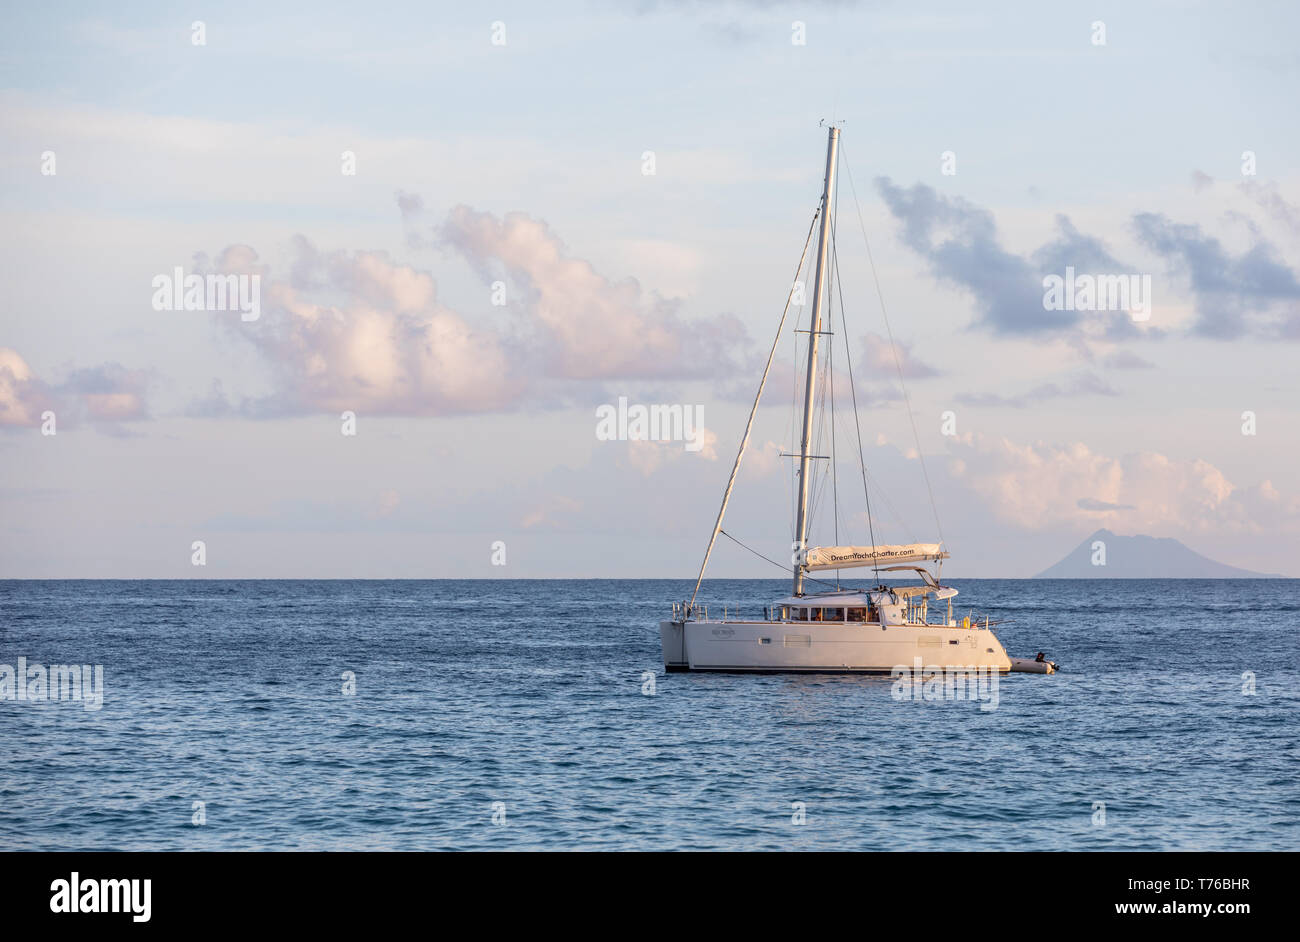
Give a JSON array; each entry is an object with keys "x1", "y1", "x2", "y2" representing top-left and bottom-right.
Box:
[{"x1": 1, "y1": 578, "x2": 1296, "y2": 851}]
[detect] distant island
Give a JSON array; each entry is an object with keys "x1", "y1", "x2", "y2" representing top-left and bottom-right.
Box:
[{"x1": 1035, "y1": 529, "x2": 1281, "y2": 578}]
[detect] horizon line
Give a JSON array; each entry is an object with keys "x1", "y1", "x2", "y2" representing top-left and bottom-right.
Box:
[{"x1": 0, "y1": 576, "x2": 1294, "y2": 582}]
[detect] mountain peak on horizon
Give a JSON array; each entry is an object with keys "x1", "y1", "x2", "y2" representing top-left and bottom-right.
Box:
[{"x1": 1036, "y1": 529, "x2": 1280, "y2": 578}]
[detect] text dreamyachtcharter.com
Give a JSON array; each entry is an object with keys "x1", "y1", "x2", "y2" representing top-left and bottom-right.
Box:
[{"x1": 0, "y1": 658, "x2": 104, "y2": 710}]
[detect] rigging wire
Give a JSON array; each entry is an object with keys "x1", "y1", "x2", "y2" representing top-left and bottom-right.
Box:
[
  {"x1": 861, "y1": 463, "x2": 918, "y2": 544},
  {"x1": 687, "y1": 203, "x2": 822, "y2": 610},
  {"x1": 718, "y1": 530, "x2": 839, "y2": 590},
  {"x1": 788, "y1": 248, "x2": 808, "y2": 541},
  {"x1": 830, "y1": 213, "x2": 882, "y2": 583},
  {"x1": 841, "y1": 143, "x2": 946, "y2": 546}
]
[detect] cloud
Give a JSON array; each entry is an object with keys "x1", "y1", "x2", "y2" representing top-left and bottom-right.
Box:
[
  {"x1": 185, "y1": 379, "x2": 236, "y2": 418},
  {"x1": 211, "y1": 241, "x2": 525, "y2": 417},
  {"x1": 0, "y1": 348, "x2": 53, "y2": 427},
  {"x1": 1134, "y1": 212, "x2": 1300, "y2": 339},
  {"x1": 394, "y1": 190, "x2": 424, "y2": 220},
  {"x1": 1238, "y1": 181, "x2": 1300, "y2": 233},
  {"x1": 439, "y1": 205, "x2": 747, "y2": 381},
  {"x1": 206, "y1": 206, "x2": 750, "y2": 418},
  {"x1": 876, "y1": 178, "x2": 1069, "y2": 335},
  {"x1": 618, "y1": 426, "x2": 720, "y2": 476},
  {"x1": 1077, "y1": 497, "x2": 1136, "y2": 512},
  {"x1": 876, "y1": 178, "x2": 1154, "y2": 343},
  {"x1": 0, "y1": 348, "x2": 149, "y2": 430},
  {"x1": 521, "y1": 494, "x2": 582, "y2": 529},
  {"x1": 946, "y1": 434, "x2": 1298, "y2": 535},
  {"x1": 955, "y1": 371, "x2": 1118, "y2": 408},
  {"x1": 395, "y1": 190, "x2": 427, "y2": 249},
  {"x1": 873, "y1": 177, "x2": 1278, "y2": 347},
  {"x1": 1101, "y1": 350, "x2": 1154, "y2": 370},
  {"x1": 60, "y1": 362, "x2": 151, "y2": 421},
  {"x1": 860, "y1": 331, "x2": 940, "y2": 378}
]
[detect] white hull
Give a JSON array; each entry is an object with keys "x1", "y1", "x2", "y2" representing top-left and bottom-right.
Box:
[{"x1": 660, "y1": 619, "x2": 1013, "y2": 674}]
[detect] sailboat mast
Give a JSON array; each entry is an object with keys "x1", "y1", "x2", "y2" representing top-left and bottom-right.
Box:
[{"x1": 793, "y1": 126, "x2": 840, "y2": 596}]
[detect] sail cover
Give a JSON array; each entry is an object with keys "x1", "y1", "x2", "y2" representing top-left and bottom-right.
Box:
[{"x1": 804, "y1": 543, "x2": 947, "y2": 571}]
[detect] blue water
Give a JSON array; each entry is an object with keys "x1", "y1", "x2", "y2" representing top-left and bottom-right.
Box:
[{"x1": 0, "y1": 579, "x2": 1296, "y2": 851}]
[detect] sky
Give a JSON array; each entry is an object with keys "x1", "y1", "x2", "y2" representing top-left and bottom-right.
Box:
[{"x1": 1, "y1": 0, "x2": 1298, "y2": 578}]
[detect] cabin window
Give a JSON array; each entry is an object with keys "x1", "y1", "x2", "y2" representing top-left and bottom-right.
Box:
[
  {"x1": 779, "y1": 606, "x2": 789, "y2": 620},
  {"x1": 847, "y1": 607, "x2": 865, "y2": 623},
  {"x1": 823, "y1": 608, "x2": 843, "y2": 621}
]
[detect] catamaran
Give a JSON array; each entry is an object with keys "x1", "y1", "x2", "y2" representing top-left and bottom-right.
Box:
[{"x1": 660, "y1": 126, "x2": 1058, "y2": 676}]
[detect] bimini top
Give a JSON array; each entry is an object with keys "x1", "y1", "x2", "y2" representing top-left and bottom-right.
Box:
[{"x1": 804, "y1": 542, "x2": 948, "y2": 571}]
